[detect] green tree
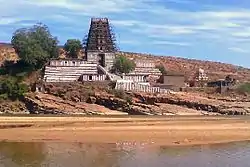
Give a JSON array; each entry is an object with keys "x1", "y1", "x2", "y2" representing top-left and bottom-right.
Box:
[
  {"x1": 156, "y1": 64, "x2": 167, "y2": 74},
  {"x1": 11, "y1": 23, "x2": 59, "y2": 69},
  {"x1": 64, "y1": 39, "x2": 82, "y2": 58},
  {"x1": 112, "y1": 55, "x2": 135, "y2": 74}
]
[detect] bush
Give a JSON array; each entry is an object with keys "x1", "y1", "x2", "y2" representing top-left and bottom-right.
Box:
[
  {"x1": 236, "y1": 83, "x2": 250, "y2": 94},
  {"x1": 0, "y1": 77, "x2": 28, "y2": 100},
  {"x1": 107, "y1": 89, "x2": 133, "y2": 104}
]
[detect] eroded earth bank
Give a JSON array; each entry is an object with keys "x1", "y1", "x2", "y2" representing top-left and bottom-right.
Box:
[{"x1": 1, "y1": 82, "x2": 250, "y2": 116}]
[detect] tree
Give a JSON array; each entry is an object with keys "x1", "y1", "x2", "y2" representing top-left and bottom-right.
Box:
[
  {"x1": 112, "y1": 55, "x2": 135, "y2": 74},
  {"x1": 11, "y1": 23, "x2": 59, "y2": 69},
  {"x1": 156, "y1": 64, "x2": 167, "y2": 75},
  {"x1": 64, "y1": 39, "x2": 82, "y2": 58}
]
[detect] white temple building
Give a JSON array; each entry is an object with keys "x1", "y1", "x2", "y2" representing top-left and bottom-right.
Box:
[{"x1": 43, "y1": 18, "x2": 168, "y2": 93}]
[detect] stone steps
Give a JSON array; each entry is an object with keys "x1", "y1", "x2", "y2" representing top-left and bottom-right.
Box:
[
  {"x1": 45, "y1": 71, "x2": 98, "y2": 74},
  {"x1": 44, "y1": 64, "x2": 100, "y2": 82}
]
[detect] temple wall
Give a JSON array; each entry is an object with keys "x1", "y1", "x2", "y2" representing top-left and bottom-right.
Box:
[
  {"x1": 86, "y1": 52, "x2": 99, "y2": 63},
  {"x1": 122, "y1": 75, "x2": 146, "y2": 82},
  {"x1": 134, "y1": 60, "x2": 155, "y2": 68},
  {"x1": 50, "y1": 60, "x2": 89, "y2": 66},
  {"x1": 130, "y1": 67, "x2": 162, "y2": 75},
  {"x1": 80, "y1": 74, "x2": 106, "y2": 81},
  {"x1": 124, "y1": 66, "x2": 162, "y2": 83},
  {"x1": 115, "y1": 81, "x2": 170, "y2": 94},
  {"x1": 104, "y1": 53, "x2": 116, "y2": 70},
  {"x1": 163, "y1": 75, "x2": 185, "y2": 88},
  {"x1": 87, "y1": 52, "x2": 115, "y2": 70}
]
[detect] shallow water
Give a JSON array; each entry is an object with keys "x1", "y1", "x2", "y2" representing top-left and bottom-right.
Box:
[{"x1": 0, "y1": 141, "x2": 250, "y2": 167}]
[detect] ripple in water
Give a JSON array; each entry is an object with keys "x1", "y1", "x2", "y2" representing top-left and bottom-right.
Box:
[{"x1": 0, "y1": 141, "x2": 250, "y2": 167}]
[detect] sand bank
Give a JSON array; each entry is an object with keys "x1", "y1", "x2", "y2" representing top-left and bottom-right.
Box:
[{"x1": 0, "y1": 116, "x2": 250, "y2": 146}]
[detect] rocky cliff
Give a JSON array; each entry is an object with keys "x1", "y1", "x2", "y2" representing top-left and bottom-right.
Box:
[
  {"x1": 0, "y1": 43, "x2": 18, "y2": 65},
  {"x1": 1, "y1": 43, "x2": 250, "y2": 81}
]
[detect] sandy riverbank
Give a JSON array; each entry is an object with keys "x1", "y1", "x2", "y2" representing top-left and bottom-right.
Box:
[{"x1": 0, "y1": 116, "x2": 250, "y2": 146}]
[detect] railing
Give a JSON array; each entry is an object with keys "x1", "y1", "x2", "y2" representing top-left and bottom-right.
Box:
[{"x1": 97, "y1": 65, "x2": 122, "y2": 81}]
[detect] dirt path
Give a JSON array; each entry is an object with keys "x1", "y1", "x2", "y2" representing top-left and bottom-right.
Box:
[{"x1": 0, "y1": 116, "x2": 250, "y2": 146}]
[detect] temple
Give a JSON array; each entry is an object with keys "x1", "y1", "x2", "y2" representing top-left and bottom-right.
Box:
[
  {"x1": 85, "y1": 18, "x2": 117, "y2": 70},
  {"x1": 43, "y1": 18, "x2": 165, "y2": 93}
]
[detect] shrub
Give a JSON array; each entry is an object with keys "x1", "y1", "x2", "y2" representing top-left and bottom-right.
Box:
[
  {"x1": 0, "y1": 77, "x2": 28, "y2": 100},
  {"x1": 236, "y1": 83, "x2": 250, "y2": 94},
  {"x1": 108, "y1": 89, "x2": 133, "y2": 104},
  {"x1": 113, "y1": 89, "x2": 126, "y2": 99}
]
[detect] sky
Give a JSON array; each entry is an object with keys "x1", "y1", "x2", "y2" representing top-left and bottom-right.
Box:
[{"x1": 0, "y1": 0, "x2": 250, "y2": 67}]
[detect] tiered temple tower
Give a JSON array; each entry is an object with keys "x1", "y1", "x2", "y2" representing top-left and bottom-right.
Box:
[{"x1": 85, "y1": 18, "x2": 117, "y2": 70}]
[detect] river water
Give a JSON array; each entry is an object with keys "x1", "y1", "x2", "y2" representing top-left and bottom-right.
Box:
[{"x1": 0, "y1": 141, "x2": 250, "y2": 167}]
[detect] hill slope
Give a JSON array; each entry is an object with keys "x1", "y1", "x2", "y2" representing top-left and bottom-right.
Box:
[
  {"x1": 119, "y1": 52, "x2": 250, "y2": 81},
  {"x1": 1, "y1": 43, "x2": 249, "y2": 81}
]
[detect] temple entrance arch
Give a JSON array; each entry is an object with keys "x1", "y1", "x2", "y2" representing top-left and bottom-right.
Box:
[{"x1": 97, "y1": 53, "x2": 105, "y2": 67}]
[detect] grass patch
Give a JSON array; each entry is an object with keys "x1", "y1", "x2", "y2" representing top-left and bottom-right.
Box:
[
  {"x1": 107, "y1": 89, "x2": 133, "y2": 104},
  {"x1": 236, "y1": 83, "x2": 250, "y2": 94}
]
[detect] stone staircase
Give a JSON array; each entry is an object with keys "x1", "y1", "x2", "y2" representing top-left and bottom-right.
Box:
[
  {"x1": 97, "y1": 65, "x2": 122, "y2": 81},
  {"x1": 44, "y1": 64, "x2": 98, "y2": 82}
]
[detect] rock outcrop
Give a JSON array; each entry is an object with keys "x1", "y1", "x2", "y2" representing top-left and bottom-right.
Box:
[
  {"x1": 0, "y1": 80, "x2": 249, "y2": 115},
  {"x1": 24, "y1": 93, "x2": 128, "y2": 115},
  {"x1": 22, "y1": 92, "x2": 210, "y2": 116},
  {"x1": 39, "y1": 82, "x2": 216, "y2": 115},
  {"x1": 0, "y1": 101, "x2": 29, "y2": 114},
  {"x1": 133, "y1": 92, "x2": 250, "y2": 115},
  {"x1": 20, "y1": 82, "x2": 249, "y2": 116}
]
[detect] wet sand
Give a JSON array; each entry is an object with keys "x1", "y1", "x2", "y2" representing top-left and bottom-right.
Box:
[{"x1": 0, "y1": 116, "x2": 250, "y2": 146}]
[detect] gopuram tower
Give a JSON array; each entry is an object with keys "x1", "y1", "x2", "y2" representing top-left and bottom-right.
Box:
[{"x1": 84, "y1": 18, "x2": 118, "y2": 70}]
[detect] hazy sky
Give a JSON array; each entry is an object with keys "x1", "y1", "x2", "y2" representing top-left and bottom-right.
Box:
[{"x1": 0, "y1": 0, "x2": 250, "y2": 67}]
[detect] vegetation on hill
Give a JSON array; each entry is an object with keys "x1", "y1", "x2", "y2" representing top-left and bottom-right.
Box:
[
  {"x1": 64, "y1": 39, "x2": 82, "y2": 58},
  {"x1": 1, "y1": 45, "x2": 250, "y2": 82},
  {"x1": 112, "y1": 55, "x2": 135, "y2": 74},
  {"x1": 0, "y1": 22, "x2": 249, "y2": 104},
  {"x1": 1, "y1": 23, "x2": 58, "y2": 101},
  {"x1": 119, "y1": 52, "x2": 250, "y2": 82},
  {"x1": 236, "y1": 83, "x2": 250, "y2": 95},
  {"x1": 0, "y1": 60, "x2": 33, "y2": 77},
  {"x1": 156, "y1": 64, "x2": 167, "y2": 75},
  {"x1": 0, "y1": 76, "x2": 28, "y2": 100}
]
